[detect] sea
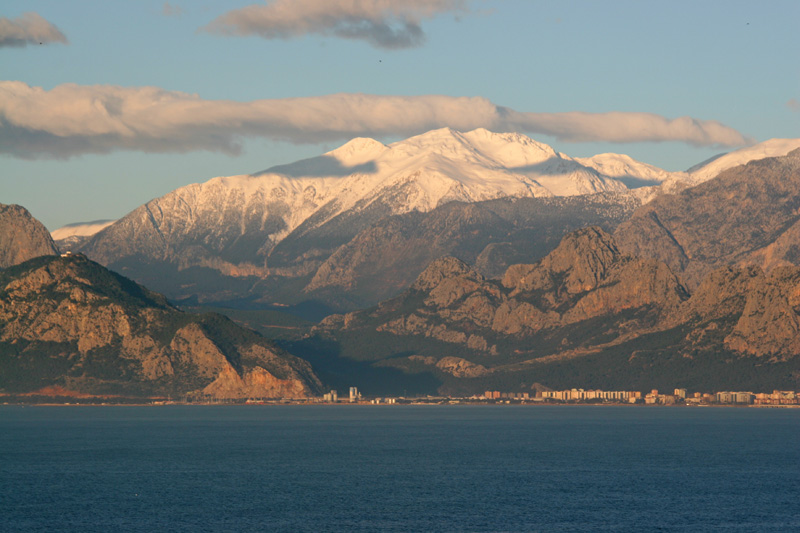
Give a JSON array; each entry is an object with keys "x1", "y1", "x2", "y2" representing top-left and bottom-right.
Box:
[{"x1": 1, "y1": 405, "x2": 798, "y2": 532}]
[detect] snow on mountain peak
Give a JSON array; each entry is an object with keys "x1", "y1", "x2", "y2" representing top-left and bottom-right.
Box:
[
  {"x1": 461, "y1": 128, "x2": 557, "y2": 168},
  {"x1": 326, "y1": 137, "x2": 388, "y2": 166},
  {"x1": 576, "y1": 152, "x2": 681, "y2": 188},
  {"x1": 390, "y1": 127, "x2": 475, "y2": 156},
  {"x1": 193, "y1": 128, "x2": 644, "y2": 233},
  {"x1": 51, "y1": 219, "x2": 116, "y2": 240},
  {"x1": 125, "y1": 127, "x2": 715, "y2": 258},
  {"x1": 688, "y1": 138, "x2": 800, "y2": 183}
]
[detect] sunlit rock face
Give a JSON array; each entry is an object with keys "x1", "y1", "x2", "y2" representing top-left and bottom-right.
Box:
[
  {"x1": 0, "y1": 204, "x2": 58, "y2": 268},
  {"x1": 615, "y1": 149, "x2": 800, "y2": 290},
  {"x1": 0, "y1": 253, "x2": 322, "y2": 399}
]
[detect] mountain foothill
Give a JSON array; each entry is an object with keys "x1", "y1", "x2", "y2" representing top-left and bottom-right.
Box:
[{"x1": 4, "y1": 129, "x2": 800, "y2": 398}]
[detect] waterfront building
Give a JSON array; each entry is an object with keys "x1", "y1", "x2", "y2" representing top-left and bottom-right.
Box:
[
  {"x1": 733, "y1": 392, "x2": 753, "y2": 404},
  {"x1": 716, "y1": 391, "x2": 735, "y2": 403},
  {"x1": 541, "y1": 389, "x2": 640, "y2": 402},
  {"x1": 716, "y1": 391, "x2": 754, "y2": 404}
]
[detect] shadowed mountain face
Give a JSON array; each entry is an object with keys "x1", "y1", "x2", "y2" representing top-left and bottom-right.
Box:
[
  {"x1": 615, "y1": 149, "x2": 800, "y2": 289},
  {"x1": 79, "y1": 189, "x2": 640, "y2": 312},
  {"x1": 0, "y1": 254, "x2": 322, "y2": 399},
  {"x1": 0, "y1": 204, "x2": 58, "y2": 268},
  {"x1": 300, "y1": 194, "x2": 640, "y2": 309},
  {"x1": 308, "y1": 227, "x2": 800, "y2": 395}
]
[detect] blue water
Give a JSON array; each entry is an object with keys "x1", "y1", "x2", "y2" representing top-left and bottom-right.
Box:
[{"x1": 1, "y1": 405, "x2": 798, "y2": 532}]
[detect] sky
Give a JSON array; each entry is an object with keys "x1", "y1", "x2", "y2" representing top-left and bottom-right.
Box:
[{"x1": 1, "y1": 0, "x2": 798, "y2": 231}]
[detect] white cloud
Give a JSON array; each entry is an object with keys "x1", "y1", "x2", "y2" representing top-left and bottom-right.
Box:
[
  {"x1": 504, "y1": 110, "x2": 752, "y2": 147},
  {"x1": 788, "y1": 99, "x2": 800, "y2": 112},
  {"x1": 0, "y1": 12, "x2": 68, "y2": 48},
  {"x1": 0, "y1": 81, "x2": 753, "y2": 159},
  {"x1": 202, "y1": 0, "x2": 470, "y2": 49}
]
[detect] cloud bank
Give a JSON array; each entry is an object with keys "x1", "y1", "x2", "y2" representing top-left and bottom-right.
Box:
[
  {"x1": 0, "y1": 81, "x2": 752, "y2": 159},
  {"x1": 0, "y1": 12, "x2": 68, "y2": 48},
  {"x1": 202, "y1": 0, "x2": 469, "y2": 49}
]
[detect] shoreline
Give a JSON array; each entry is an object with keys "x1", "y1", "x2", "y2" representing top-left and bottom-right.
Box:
[{"x1": 2, "y1": 399, "x2": 798, "y2": 408}]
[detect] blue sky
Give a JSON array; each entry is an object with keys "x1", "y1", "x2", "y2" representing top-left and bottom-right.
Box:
[{"x1": 1, "y1": 0, "x2": 798, "y2": 230}]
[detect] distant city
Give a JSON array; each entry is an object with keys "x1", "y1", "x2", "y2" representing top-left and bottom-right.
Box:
[{"x1": 271, "y1": 387, "x2": 800, "y2": 407}]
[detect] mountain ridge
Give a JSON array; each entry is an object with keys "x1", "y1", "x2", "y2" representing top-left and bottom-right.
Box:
[
  {"x1": 0, "y1": 253, "x2": 322, "y2": 399},
  {"x1": 308, "y1": 226, "x2": 800, "y2": 395},
  {"x1": 615, "y1": 148, "x2": 800, "y2": 289},
  {"x1": 74, "y1": 130, "x2": 800, "y2": 311}
]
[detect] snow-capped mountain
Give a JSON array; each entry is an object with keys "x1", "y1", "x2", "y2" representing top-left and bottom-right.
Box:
[
  {"x1": 204, "y1": 127, "x2": 634, "y2": 240},
  {"x1": 76, "y1": 128, "x2": 799, "y2": 310},
  {"x1": 576, "y1": 153, "x2": 680, "y2": 188},
  {"x1": 686, "y1": 138, "x2": 800, "y2": 184},
  {"x1": 80, "y1": 127, "x2": 643, "y2": 265}
]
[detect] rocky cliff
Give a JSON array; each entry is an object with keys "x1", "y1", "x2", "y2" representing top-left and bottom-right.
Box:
[
  {"x1": 311, "y1": 227, "x2": 800, "y2": 394},
  {"x1": 615, "y1": 149, "x2": 800, "y2": 289},
  {"x1": 0, "y1": 254, "x2": 322, "y2": 399},
  {"x1": 324, "y1": 227, "x2": 688, "y2": 347},
  {"x1": 0, "y1": 204, "x2": 58, "y2": 268},
  {"x1": 302, "y1": 193, "x2": 639, "y2": 308}
]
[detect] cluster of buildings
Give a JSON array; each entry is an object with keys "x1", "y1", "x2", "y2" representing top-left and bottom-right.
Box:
[
  {"x1": 538, "y1": 388, "x2": 759, "y2": 405},
  {"x1": 482, "y1": 388, "x2": 800, "y2": 406},
  {"x1": 321, "y1": 387, "x2": 364, "y2": 403},
  {"x1": 483, "y1": 391, "x2": 532, "y2": 400},
  {"x1": 754, "y1": 390, "x2": 799, "y2": 405},
  {"x1": 539, "y1": 389, "x2": 641, "y2": 403},
  {"x1": 315, "y1": 387, "x2": 800, "y2": 407}
]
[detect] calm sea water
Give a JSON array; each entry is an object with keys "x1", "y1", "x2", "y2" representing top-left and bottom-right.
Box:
[{"x1": 1, "y1": 405, "x2": 798, "y2": 532}]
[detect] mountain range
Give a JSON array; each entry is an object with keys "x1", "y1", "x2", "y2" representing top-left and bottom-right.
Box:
[
  {"x1": 4, "y1": 129, "x2": 800, "y2": 398},
  {"x1": 64, "y1": 129, "x2": 800, "y2": 312},
  {"x1": 308, "y1": 221, "x2": 800, "y2": 396}
]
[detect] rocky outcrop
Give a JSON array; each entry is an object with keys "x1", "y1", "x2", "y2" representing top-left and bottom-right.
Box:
[
  {"x1": 314, "y1": 224, "x2": 800, "y2": 397},
  {"x1": 0, "y1": 204, "x2": 58, "y2": 268},
  {"x1": 301, "y1": 194, "x2": 640, "y2": 309},
  {"x1": 202, "y1": 365, "x2": 312, "y2": 399},
  {"x1": 324, "y1": 227, "x2": 689, "y2": 354},
  {"x1": 710, "y1": 267, "x2": 800, "y2": 360},
  {"x1": 667, "y1": 264, "x2": 800, "y2": 360},
  {"x1": 434, "y1": 356, "x2": 489, "y2": 378},
  {"x1": 0, "y1": 254, "x2": 322, "y2": 399}
]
